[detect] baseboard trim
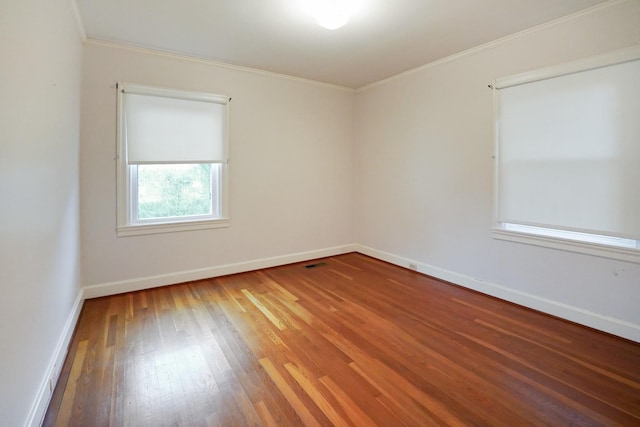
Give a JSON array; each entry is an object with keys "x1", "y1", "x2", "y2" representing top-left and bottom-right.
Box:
[
  {"x1": 34, "y1": 241, "x2": 639, "y2": 427},
  {"x1": 84, "y1": 244, "x2": 358, "y2": 299},
  {"x1": 27, "y1": 245, "x2": 356, "y2": 425},
  {"x1": 26, "y1": 289, "x2": 84, "y2": 427},
  {"x1": 26, "y1": 243, "x2": 639, "y2": 426},
  {"x1": 355, "y1": 245, "x2": 640, "y2": 343}
]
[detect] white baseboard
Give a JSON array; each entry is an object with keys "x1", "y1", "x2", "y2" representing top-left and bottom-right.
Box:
[
  {"x1": 26, "y1": 243, "x2": 639, "y2": 427},
  {"x1": 32, "y1": 242, "x2": 639, "y2": 427},
  {"x1": 84, "y1": 244, "x2": 358, "y2": 299},
  {"x1": 25, "y1": 289, "x2": 84, "y2": 427},
  {"x1": 26, "y1": 245, "x2": 355, "y2": 426},
  {"x1": 355, "y1": 245, "x2": 640, "y2": 343},
  {"x1": 84, "y1": 243, "x2": 640, "y2": 342}
]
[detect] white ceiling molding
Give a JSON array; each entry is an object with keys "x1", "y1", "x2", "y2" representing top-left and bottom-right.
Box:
[
  {"x1": 66, "y1": 0, "x2": 87, "y2": 41},
  {"x1": 356, "y1": 0, "x2": 629, "y2": 92},
  {"x1": 84, "y1": 39, "x2": 356, "y2": 92},
  {"x1": 75, "y1": 0, "x2": 616, "y2": 88}
]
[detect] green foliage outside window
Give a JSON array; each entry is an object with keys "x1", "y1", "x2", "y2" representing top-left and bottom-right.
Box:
[{"x1": 137, "y1": 164, "x2": 212, "y2": 220}]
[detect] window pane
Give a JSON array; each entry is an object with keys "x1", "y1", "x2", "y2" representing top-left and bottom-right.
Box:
[{"x1": 137, "y1": 164, "x2": 212, "y2": 220}]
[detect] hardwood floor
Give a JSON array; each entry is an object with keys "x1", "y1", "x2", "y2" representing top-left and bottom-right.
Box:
[{"x1": 44, "y1": 253, "x2": 640, "y2": 426}]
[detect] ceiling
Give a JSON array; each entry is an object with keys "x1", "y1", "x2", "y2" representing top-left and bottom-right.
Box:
[{"x1": 75, "y1": 0, "x2": 609, "y2": 89}]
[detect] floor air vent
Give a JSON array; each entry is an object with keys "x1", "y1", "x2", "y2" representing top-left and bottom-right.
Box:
[{"x1": 304, "y1": 262, "x2": 327, "y2": 269}]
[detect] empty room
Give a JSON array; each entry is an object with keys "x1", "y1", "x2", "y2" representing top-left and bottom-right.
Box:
[{"x1": 1, "y1": 0, "x2": 639, "y2": 426}]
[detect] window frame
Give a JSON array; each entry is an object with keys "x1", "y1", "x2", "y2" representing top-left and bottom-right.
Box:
[
  {"x1": 116, "y1": 82, "x2": 230, "y2": 237},
  {"x1": 491, "y1": 46, "x2": 640, "y2": 264},
  {"x1": 129, "y1": 163, "x2": 222, "y2": 225}
]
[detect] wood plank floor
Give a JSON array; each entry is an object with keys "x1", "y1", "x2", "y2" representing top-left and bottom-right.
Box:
[{"x1": 44, "y1": 253, "x2": 640, "y2": 426}]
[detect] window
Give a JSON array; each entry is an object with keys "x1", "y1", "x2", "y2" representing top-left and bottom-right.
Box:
[
  {"x1": 116, "y1": 82, "x2": 229, "y2": 236},
  {"x1": 492, "y1": 46, "x2": 640, "y2": 263}
]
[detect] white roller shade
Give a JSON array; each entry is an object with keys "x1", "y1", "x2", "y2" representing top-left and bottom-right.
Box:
[
  {"x1": 496, "y1": 54, "x2": 640, "y2": 240},
  {"x1": 122, "y1": 84, "x2": 228, "y2": 164}
]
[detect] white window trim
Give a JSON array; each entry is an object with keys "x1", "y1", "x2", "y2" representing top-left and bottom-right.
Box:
[
  {"x1": 493, "y1": 226, "x2": 640, "y2": 264},
  {"x1": 491, "y1": 45, "x2": 640, "y2": 264},
  {"x1": 117, "y1": 218, "x2": 229, "y2": 237},
  {"x1": 116, "y1": 82, "x2": 230, "y2": 237}
]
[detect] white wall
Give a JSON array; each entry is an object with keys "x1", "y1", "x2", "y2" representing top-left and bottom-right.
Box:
[
  {"x1": 0, "y1": 1, "x2": 83, "y2": 426},
  {"x1": 355, "y1": 0, "x2": 640, "y2": 340},
  {"x1": 1, "y1": 1, "x2": 637, "y2": 425},
  {"x1": 80, "y1": 42, "x2": 355, "y2": 292}
]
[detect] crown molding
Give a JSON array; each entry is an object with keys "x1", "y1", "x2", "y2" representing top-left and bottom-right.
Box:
[
  {"x1": 357, "y1": 0, "x2": 629, "y2": 92},
  {"x1": 65, "y1": 0, "x2": 86, "y2": 41},
  {"x1": 83, "y1": 39, "x2": 355, "y2": 93}
]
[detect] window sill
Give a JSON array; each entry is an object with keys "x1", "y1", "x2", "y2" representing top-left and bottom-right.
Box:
[
  {"x1": 117, "y1": 218, "x2": 229, "y2": 237},
  {"x1": 493, "y1": 227, "x2": 640, "y2": 264}
]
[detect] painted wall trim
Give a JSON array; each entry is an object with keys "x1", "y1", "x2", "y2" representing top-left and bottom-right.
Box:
[
  {"x1": 355, "y1": 244, "x2": 640, "y2": 343},
  {"x1": 66, "y1": 0, "x2": 87, "y2": 41},
  {"x1": 356, "y1": 0, "x2": 630, "y2": 92},
  {"x1": 83, "y1": 39, "x2": 355, "y2": 93},
  {"x1": 25, "y1": 290, "x2": 84, "y2": 427},
  {"x1": 84, "y1": 244, "x2": 358, "y2": 299},
  {"x1": 31, "y1": 241, "x2": 638, "y2": 426}
]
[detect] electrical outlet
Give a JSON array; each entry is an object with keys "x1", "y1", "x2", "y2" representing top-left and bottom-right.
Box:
[{"x1": 408, "y1": 263, "x2": 418, "y2": 271}]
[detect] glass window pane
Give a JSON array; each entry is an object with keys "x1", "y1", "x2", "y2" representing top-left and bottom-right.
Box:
[{"x1": 137, "y1": 164, "x2": 212, "y2": 220}]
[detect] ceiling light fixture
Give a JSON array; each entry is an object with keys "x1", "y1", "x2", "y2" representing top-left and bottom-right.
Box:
[{"x1": 304, "y1": 0, "x2": 361, "y2": 30}]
